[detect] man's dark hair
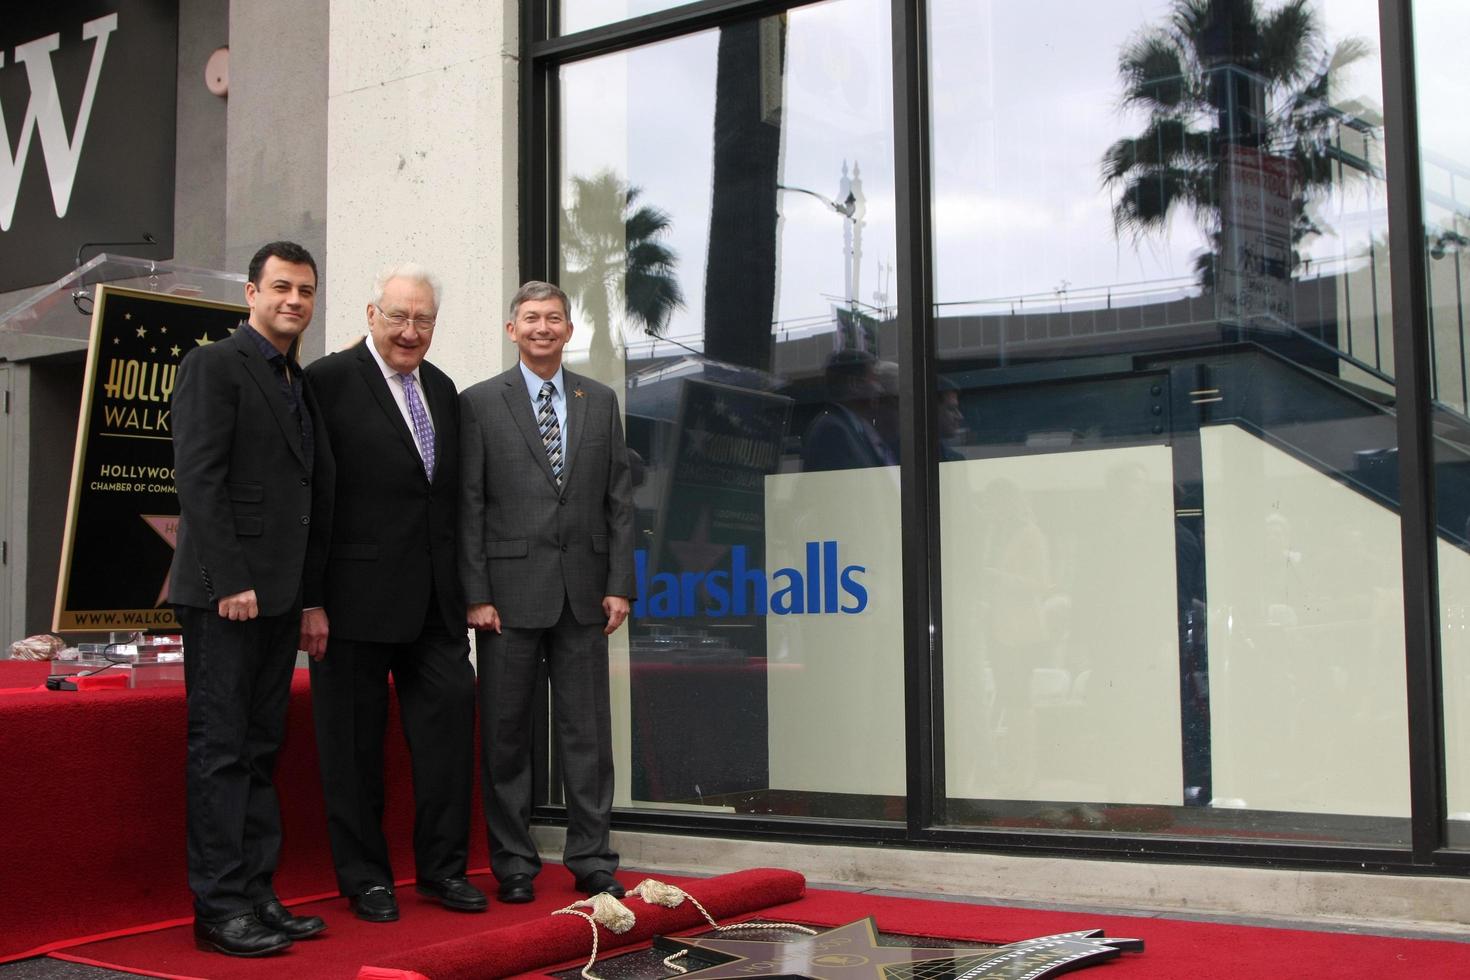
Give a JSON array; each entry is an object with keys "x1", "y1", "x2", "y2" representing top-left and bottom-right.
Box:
[
  {"x1": 824, "y1": 346, "x2": 877, "y2": 386},
  {"x1": 248, "y1": 241, "x2": 318, "y2": 287}
]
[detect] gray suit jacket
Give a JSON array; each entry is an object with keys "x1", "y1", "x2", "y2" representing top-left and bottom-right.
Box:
[{"x1": 458, "y1": 364, "x2": 635, "y2": 629}]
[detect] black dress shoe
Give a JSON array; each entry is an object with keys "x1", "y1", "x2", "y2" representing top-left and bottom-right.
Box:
[
  {"x1": 349, "y1": 884, "x2": 399, "y2": 922},
  {"x1": 255, "y1": 899, "x2": 327, "y2": 939},
  {"x1": 497, "y1": 873, "x2": 535, "y2": 904},
  {"x1": 416, "y1": 876, "x2": 488, "y2": 912},
  {"x1": 575, "y1": 870, "x2": 625, "y2": 898},
  {"x1": 193, "y1": 912, "x2": 292, "y2": 956}
]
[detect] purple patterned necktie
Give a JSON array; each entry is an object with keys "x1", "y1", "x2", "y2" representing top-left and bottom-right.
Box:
[
  {"x1": 398, "y1": 373, "x2": 435, "y2": 480},
  {"x1": 536, "y1": 380, "x2": 563, "y2": 487}
]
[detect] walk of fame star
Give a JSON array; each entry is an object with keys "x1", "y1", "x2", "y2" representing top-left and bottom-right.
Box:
[
  {"x1": 654, "y1": 919, "x2": 1141, "y2": 980},
  {"x1": 142, "y1": 515, "x2": 179, "y2": 607}
]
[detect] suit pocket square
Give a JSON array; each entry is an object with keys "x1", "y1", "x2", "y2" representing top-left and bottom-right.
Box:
[
  {"x1": 234, "y1": 516, "x2": 264, "y2": 537},
  {"x1": 486, "y1": 539, "x2": 529, "y2": 558}
]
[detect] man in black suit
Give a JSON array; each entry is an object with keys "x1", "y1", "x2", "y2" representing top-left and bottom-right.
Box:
[
  {"x1": 801, "y1": 347, "x2": 897, "y2": 472},
  {"x1": 302, "y1": 264, "x2": 483, "y2": 922},
  {"x1": 171, "y1": 241, "x2": 332, "y2": 956},
  {"x1": 459, "y1": 281, "x2": 635, "y2": 904}
]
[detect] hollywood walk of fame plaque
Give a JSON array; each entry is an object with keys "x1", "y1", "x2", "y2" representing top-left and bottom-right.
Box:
[
  {"x1": 626, "y1": 918, "x2": 1142, "y2": 980},
  {"x1": 54, "y1": 286, "x2": 245, "y2": 632}
]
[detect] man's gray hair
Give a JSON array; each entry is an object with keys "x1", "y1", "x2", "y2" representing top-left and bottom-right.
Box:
[
  {"x1": 509, "y1": 280, "x2": 570, "y2": 321},
  {"x1": 372, "y1": 262, "x2": 443, "y2": 311}
]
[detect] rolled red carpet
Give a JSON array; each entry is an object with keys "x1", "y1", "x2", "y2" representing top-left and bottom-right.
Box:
[{"x1": 364, "y1": 868, "x2": 807, "y2": 980}]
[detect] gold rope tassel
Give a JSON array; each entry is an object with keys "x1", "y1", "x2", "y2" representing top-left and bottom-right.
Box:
[
  {"x1": 551, "y1": 893, "x2": 637, "y2": 980},
  {"x1": 629, "y1": 878, "x2": 817, "y2": 975}
]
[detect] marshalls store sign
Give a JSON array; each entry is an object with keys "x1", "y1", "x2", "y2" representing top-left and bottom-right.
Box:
[{"x1": 0, "y1": 1, "x2": 176, "y2": 293}]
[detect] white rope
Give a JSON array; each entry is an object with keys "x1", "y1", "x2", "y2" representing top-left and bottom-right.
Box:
[
  {"x1": 551, "y1": 907, "x2": 604, "y2": 980},
  {"x1": 555, "y1": 878, "x2": 818, "y2": 979},
  {"x1": 630, "y1": 878, "x2": 817, "y2": 936},
  {"x1": 551, "y1": 893, "x2": 636, "y2": 980},
  {"x1": 630, "y1": 877, "x2": 818, "y2": 973}
]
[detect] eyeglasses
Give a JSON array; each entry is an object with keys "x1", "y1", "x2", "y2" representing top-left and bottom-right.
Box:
[{"x1": 374, "y1": 304, "x2": 436, "y2": 332}]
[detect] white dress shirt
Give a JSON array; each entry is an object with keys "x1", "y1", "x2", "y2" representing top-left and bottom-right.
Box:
[
  {"x1": 519, "y1": 359, "x2": 568, "y2": 457},
  {"x1": 365, "y1": 338, "x2": 434, "y2": 439}
]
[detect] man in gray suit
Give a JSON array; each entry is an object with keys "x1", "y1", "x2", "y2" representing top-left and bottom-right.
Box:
[{"x1": 459, "y1": 280, "x2": 634, "y2": 903}]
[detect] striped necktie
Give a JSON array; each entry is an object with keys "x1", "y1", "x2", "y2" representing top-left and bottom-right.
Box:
[
  {"x1": 398, "y1": 373, "x2": 435, "y2": 480},
  {"x1": 536, "y1": 380, "x2": 563, "y2": 486}
]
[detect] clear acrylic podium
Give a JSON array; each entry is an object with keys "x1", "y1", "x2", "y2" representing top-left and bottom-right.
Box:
[{"x1": 0, "y1": 253, "x2": 245, "y2": 360}]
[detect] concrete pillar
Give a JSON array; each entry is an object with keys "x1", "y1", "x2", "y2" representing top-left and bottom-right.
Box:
[
  {"x1": 226, "y1": 0, "x2": 330, "y2": 358},
  {"x1": 324, "y1": 1, "x2": 519, "y2": 387}
]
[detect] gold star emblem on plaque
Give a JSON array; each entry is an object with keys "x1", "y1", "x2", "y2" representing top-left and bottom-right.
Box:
[
  {"x1": 195, "y1": 334, "x2": 214, "y2": 346},
  {"x1": 136, "y1": 326, "x2": 147, "y2": 338},
  {"x1": 170, "y1": 345, "x2": 181, "y2": 357},
  {"x1": 658, "y1": 919, "x2": 1141, "y2": 980}
]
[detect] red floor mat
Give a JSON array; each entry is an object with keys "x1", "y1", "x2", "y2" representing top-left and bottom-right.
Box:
[
  {"x1": 51, "y1": 867, "x2": 1470, "y2": 980},
  {"x1": 746, "y1": 888, "x2": 1470, "y2": 980},
  {"x1": 50, "y1": 867, "x2": 804, "y2": 980},
  {"x1": 0, "y1": 671, "x2": 486, "y2": 963}
]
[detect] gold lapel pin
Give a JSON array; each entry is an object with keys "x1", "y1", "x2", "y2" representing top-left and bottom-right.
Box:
[{"x1": 574, "y1": 388, "x2": 586, "y2": 398}]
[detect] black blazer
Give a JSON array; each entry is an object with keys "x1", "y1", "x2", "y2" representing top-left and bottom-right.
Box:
[
  {"x1": 304, "y1": 339, "x2": 465, "y2": 643},
  {"x1": 170, "y1": 326, "x2": 334, "y2": 616}
]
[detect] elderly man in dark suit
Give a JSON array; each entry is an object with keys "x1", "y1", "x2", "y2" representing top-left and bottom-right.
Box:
[
  {"x1": 301, "y1": 264, "x2": 483, "y2": 923},
  {"x1": 459, "y1": 280, "x2": 635, "y2": 904},
  {"x1": 171, "y1": 240, "x2": 332, "y2": 956}
]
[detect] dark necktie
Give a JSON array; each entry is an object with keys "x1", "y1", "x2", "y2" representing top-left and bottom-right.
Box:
[
  {"x1": 536, "y1": 380, "x2": 563, "y2": 486},
  {"x1": 399, "y1": 373, "x2": 435, "y2": 480}
]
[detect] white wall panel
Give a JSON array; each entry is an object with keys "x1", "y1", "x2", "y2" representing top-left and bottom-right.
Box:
[
  {"x1": 1203, "y1": 424, "x2": 1410, "y2": 817},
  {"x1": 939, "y1": 447, "x2": 1183, "y2": 805}
]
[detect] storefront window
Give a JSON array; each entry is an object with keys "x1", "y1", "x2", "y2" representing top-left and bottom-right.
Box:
[
  {"x1": 1415, "y1": 0, "x2": 1470, "y2": 851},
  {"x1": 557, "y1": 0, "x2": 902, "y2": 822},
  {"x1": 928, "y1": 0, "x2": 1409, "y2": 844},
  {"x1": 558, "y1": 1, "x2": 692, "y2": 36}
]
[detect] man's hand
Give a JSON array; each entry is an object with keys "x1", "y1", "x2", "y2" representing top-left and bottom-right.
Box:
[
  {"x1": 602, "y1": 595, "x2": 630, "y2": 636},
  {"x1": 217, "y1": 589, "x2": 259, "y2": 621},
  {"x1": 468, "y1": 603, "x2": 502, "y2": 633},
  {"x1": 300, "y1": 607, "x2": 329, "y2": 661}
]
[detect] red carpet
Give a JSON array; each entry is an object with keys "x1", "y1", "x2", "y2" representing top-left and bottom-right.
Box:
[
  {"x1": 48, "y1": 868, "x2": 1470, "y2": 980},
  {"x1": 7, "y1": 668, "x2": 1467, "y2": 978},
  {"x1": 0, "y1": 658, "x2": 52, "y2": 691},
  {"x1": 0, "y1": 670, "x2": 486, "y2": 963},
  {"x1": 756, "y1": 888, "x2": 1470, "y2": 980},
  {"x1": 50, "y1": 868, "x2": 803, "y2": 980}
]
